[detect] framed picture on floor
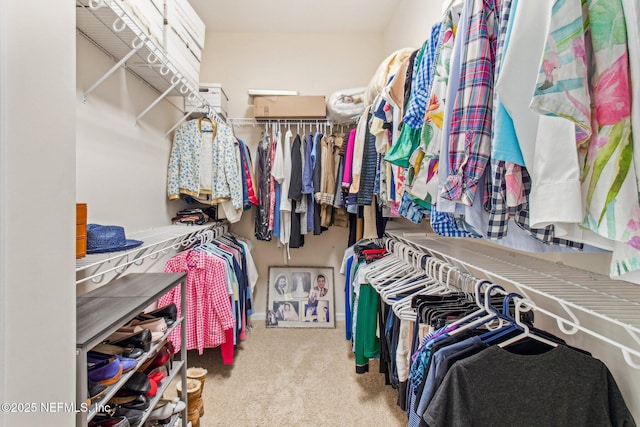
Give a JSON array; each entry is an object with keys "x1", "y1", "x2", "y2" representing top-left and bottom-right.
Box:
[{"x1": 266, "y1": 266, "x2": 335, "y2": 329}]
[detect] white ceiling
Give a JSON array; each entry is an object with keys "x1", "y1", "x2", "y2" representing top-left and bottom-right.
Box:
[{"x1": 188, "y1": 0, "x2": 400, "y2": 34}]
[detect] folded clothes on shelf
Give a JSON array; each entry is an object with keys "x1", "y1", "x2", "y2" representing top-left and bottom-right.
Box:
[{"x1": 171, "y1": 208, "x2": 214, "y2": 225}]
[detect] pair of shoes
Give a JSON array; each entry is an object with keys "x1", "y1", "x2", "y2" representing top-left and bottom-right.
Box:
[
  {"x1": 91, "y1": 342, "x2": 144, "y2": 359},
  {"x1": 89, "y1": 352, "x2": 138, "y2": 374},
  {"x1": 127, "y1": 317, "x2": 167, "y2": 339},
  {"x1": 146, "y1": 368, "x2": 167, "y2": 398},
  {"x1": 88, "y1": 355, "x2": 123, "y2": 386},
  {"x1": 136, "y1": 304, "x2": 177, "y2": 327},
  {"x1": 139, "y1": 342, "x2": 173, "y2": 374},
  {"x1": 147, "y1": 397, "x2": 186, "y2": 424},
  {"x1": 114, "y1": 371, "x2": 151, "y2": 399},
  {"x1": 88, "y1": 415, "x2": 130, "y2": 427},
  {"x1": 109, "y1": 393, "x2": 150, "y2": 410},
  {"x1": 111, "y1": 318, "x2": 166, "y2": 344},
  {"x1": 107, "y1": 328, "x2": 152, "y2": 352}
]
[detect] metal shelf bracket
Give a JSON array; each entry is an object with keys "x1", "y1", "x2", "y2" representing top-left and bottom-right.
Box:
[{"x1": 83, "y1": 36, "x2": 144, "y2": 102}]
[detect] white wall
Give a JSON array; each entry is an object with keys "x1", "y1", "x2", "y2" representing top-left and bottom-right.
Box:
[
  {"x1": 383, "y1": 0, "x2": 444, "y2": 55},
  {"x1": 199, "y1": 31, "x2": 387, "y2": 319},
  {"x1": 0, "y1": 1, "x2": 77, "y2": 425},
  {"x1": 76, "y1": 36, "x2": 187, "y2": 232},
  {"x1": 202, "y1": 32, "x2": 386, "y2": 118}
]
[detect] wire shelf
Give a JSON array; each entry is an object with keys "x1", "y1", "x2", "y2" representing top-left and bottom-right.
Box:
[
  {"x1": 384, "y1": 229, "x2": 640, "y2": 368},
  {"x1": 76, "y1": 222, "x2": 228, "y2": 285}
]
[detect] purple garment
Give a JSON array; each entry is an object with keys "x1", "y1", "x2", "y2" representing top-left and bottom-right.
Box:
[{"x1": 342, "y1": 129, "x2": 356, "y2": 188}]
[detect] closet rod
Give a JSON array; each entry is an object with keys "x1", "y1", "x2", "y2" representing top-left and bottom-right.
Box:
[
  {"x1": 227, "y1": 117, "x2": 337, "y2": 128},
  {"x1": 166, "y1": 100, "x2": 226, "y2": 136},
  {"x1": 384, "y1": 232, "x2": 640, "y2": 369}
]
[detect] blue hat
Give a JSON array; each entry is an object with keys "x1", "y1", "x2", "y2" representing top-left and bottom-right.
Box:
[{"x1": 86, "y1": 224, "x2": 143, "y2": 254}]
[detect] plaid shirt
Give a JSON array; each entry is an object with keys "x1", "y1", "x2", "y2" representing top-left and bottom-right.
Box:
[
  {"x1": 431, "y1": 209, "x2": 482, "y2": 238},
  {"x1": 486, "y1": 160, "x2": 583, "y2": 249},
  {"x1": 441, "y1": 0, "x2": 498, "y2": 206},
  {"x1": 159, "y1": 250, "x2": 235, "y2": 354},
  {"x1": 403, "y1": 22, "x2": 444, "y2": 130}
]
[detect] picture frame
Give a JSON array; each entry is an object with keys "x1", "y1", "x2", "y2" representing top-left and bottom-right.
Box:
[{"x1": 267, "y1": 266, "x2": 335, "y2": 328}]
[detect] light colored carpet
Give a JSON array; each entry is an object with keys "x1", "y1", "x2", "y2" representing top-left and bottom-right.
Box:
[{"x1": 174, "y1": 320, "x2": 407, "y2": 427}]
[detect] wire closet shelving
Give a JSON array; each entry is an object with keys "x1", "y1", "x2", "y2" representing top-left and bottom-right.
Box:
[
  {"x1": 76, "y1": 221, "x2": 228, "y2": 286},
  {"x1": 384, "y1": 229, "x2": 640, "y2": 369}
]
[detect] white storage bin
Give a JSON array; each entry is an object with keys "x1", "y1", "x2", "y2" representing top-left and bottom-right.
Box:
[
  {"x1": 185, "y1": 83, "x2": 229, "y2": 120},
  {"x1": 166, "y1": 0, "x2": 206, "y2": 49},
  {"x1": 166, "y1": 26, "x2": 201, "y2": 90},
  {"x1": 117, "y1": 0, "x2": 165, "y2": 49}
]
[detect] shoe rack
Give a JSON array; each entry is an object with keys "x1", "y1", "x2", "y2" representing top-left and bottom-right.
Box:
[{"x1": 76, "y1": 272, "x2": 189, "y2": 427}]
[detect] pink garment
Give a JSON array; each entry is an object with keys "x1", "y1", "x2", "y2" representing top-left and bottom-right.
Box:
[
  {"x1": 158, "y1": 250, "x2": 234, "y2": 354},
  {"x1": 341, "y1": 129, "x2": 357, "y2": 188},
  {"x1": 220, "y1": 328, "x2": 235, "y2": 364},
  {"x1": 240, "y1": 142, "x2": 259, "y2": 206}
]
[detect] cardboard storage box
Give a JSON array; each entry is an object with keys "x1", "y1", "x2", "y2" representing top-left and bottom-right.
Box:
[{"x1": 253, "y1": 96, "x2": 326, "y2": 119}]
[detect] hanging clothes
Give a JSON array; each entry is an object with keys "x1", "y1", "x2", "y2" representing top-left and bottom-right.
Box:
[
  {"x1": 167, "y1": 118, "x2": 243, "y2": 211},
  {"x1": 344, "y1": 238, "x2": 636, "y2": 427},
  {"x1": 289, "y1": 134, "x2": 305, "y2": 248},
  {"x1": 158, "y1": 233, "x2": 256, "y2": 363},
  {"x1": 158, "y1": 249, "x2": 235, "y2": 355},
  {"x1": 255, "y1": 131, "x2": 272, "y2": 241}
]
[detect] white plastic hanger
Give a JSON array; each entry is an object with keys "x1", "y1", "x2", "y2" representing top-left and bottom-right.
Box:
[
  {"x1": 497, "y1": 298, "x2": 559, "y2": 348},
  {"x1": 447, "y1": 281, "x2": 506, "y2": 335},
  {"x1": 378, "y1": 253, "x2": 433, "y2": 300}
]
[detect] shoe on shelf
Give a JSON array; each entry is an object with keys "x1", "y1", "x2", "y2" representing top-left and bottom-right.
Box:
[
  {"x1": 88, "y1": 416, "x2": 130, "y2": 427},
  {"x1": 114, "y1": 371, "x2": 151, "y2": 397},
  {"x1": 114, "y1": 323, "x2": 164, "y2": 343},
  {"x1": 136, "y1": 303, "x2": 177, "y2": 327},
  {"x1": 109, "y1": 393, "x2": 150, "y2": 410},
  {"x1": 148, "y1": 397, "x2": 186, "y2": 423},
  {"x1": 139, "y1": 343, "x2": 173, "y2": 374},
  {"x1": 95, "y1": 406, "x2": 144, "y2": 427},
  {"x1": 89, "y1": 352, "x2": 138, "y2": 374},
  {"x1": 107, "y1": 328, "x2": 152, "y2": 352},
  {"x1": 88, "y1": 355, "x2": 123, "y2": 386},
  {"x1": 88, "y1": 379, "x2": 108, "y2": 404},
  {"x1": 128, "y1": 317, "x2": 168, "y2": 334},
  {"x1": 91, "y1": 342, "x2": 144, "y2": 359},
  {"x1": 146, "y1": 369, "x2": 167, "y2": 398}
]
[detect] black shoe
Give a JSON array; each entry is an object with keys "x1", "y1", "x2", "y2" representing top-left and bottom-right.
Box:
[
  {"x1": 88, "y1": 379, "x2": 108, "y2": 403},
  {"x1": 107, "y1": 329, "x2": 152, "y2": 352},
  {"x1": 91, "y1": 342, "x2": 144, "y2": 359},
  {"x1": 136, "y1": 303, "x2": 178, "y2": 326}
]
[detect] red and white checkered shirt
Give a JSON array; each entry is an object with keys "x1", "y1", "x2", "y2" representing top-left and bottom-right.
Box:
[{"x1": 158, "y1": 250, "x2": 235, "y2": 354}]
